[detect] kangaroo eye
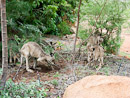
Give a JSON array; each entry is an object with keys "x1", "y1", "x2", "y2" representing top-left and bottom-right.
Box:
[{"x1": 93, "y1": 48, "x2": 95, "y2": 51}]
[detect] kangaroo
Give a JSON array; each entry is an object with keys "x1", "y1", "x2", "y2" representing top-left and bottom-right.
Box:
[
  {"x1": 87, "y1": 35, "x2": 104, "y2": 66},
  {"x1": 92, "y1": 45, "x2": 104, "y2": 71},
  {"x1": 20, "y1": 42, "x2": 54, "y2": 73},
  {"x1": 87, "y1": 35, "x2": 103, "y2": 48},
  {"x1": 9, "y1": 47, "x2": 20, "y2": 65},
  {"x1": 87, "y1": 36, "x2": 98, "y2": 62}
]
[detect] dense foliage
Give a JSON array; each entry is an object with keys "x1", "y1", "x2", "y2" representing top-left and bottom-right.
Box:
[
  {"x1": 0, "y1": 0, "x2": 129, "y2": 57},
  {"x1": 7, "y1": 0, "x2": 78, "y2": 37},
  {"x1": 79, "y1": 0, "x2": 129, "y2": 54},
  {"x1": 0, "y1": 0, "x2": 78, "y2": 57}
]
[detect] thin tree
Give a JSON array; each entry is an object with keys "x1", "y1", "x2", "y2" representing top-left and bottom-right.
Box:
[
  {"x1": 73, "y1": 0, "x2": 82, "y2": 53},
  {"x1": 0, "y1": 0, "x2": 8, "y2": 90}
]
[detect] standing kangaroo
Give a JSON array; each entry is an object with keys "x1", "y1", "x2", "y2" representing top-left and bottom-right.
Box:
[
  {"x1": 93, "y1": 45, "x2": 104, "y2": 71},
  {"x1": 20, "y1": 42, "x2": 54, "y2": 73}
]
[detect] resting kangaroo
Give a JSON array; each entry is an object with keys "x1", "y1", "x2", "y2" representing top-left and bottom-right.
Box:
[{"x1": 20, "y1": 42, "x2": 54, "y2": 73}]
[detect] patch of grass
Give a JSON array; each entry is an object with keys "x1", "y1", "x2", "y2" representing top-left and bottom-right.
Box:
[
  {"x1": 100, "y1": 66, "x2": 110, "y2": 76},
  {"x1": 120, "y1": 52, "x2": 130, "y2": 58},
  {"x1": 88, "y1": 70, "x2": 96, "y2": 75},
  {"x1": 53, "y1": 72, "x2": 60, "y2": 78},
  {"x1": 51, "y1": 79, "x2": 58, "y2": 86}
]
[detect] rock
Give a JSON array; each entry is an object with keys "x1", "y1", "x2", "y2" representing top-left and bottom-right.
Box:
[{"x1": 63, "y1": 75, "x2": 130, "y2": 98}]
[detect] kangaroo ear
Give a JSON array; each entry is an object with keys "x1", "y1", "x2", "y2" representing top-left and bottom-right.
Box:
[{"x1": 50, "y1": 41, "x2": 53, "y2": 45}]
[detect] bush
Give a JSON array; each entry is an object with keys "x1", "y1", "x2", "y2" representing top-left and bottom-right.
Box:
[
  {"x1": 57, "y1": 21, "x2": 71, "y2": 36},
  {"x1": 3, "y1": 0, "x2": 79, "y2": 56},
  {"x1": 79, "y1": 0, "x2": 128, "y2": 54},
  {"x1": 0, "y1": 79, "x2": 47, "y2": 98},
  {"x1": 6, "y1": 0, "x2": 78, "y2": 37}
]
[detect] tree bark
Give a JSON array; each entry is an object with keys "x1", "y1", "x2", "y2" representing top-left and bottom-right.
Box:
[{"x1": 0, "y1": 0, "x2": 8, "y2": 90}]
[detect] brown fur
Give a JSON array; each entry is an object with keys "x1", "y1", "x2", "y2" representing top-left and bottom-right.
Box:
[
  {"x1": 86, "y1": 35, "x2": 104, "y2": 70},
  {"x1": 13, "y1": 53, "x2": 20, "y2": 64},
  {"x1": 87, "y1": 36, "x2": 98, "y2": 63},
  {"x1": 20, "y1": 42, "x2": 54, "y2": 73},
  {"x1": 93, "y1": 45, "x2": 104, "y2": 70}
]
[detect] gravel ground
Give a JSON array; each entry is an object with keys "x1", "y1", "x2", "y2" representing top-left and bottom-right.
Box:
[
  {"x1": 7, "y1": 54, "x2": 130, "y2": 98},
  {"x1": 6, "y1": 32, "x2": 130, "y2": 98},
  {"x1": 40, "y1": 55, "x2": 130, "y2": 98}
]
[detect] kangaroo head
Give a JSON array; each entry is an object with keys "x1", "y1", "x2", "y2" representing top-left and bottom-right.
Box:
[
  {"x1": 45, "y1": 56, "x2": 55, "y2": 64},
  {"x1": 37, "y1": 56, "x2": 55, "y2": 64},
  {"x1": 37, "y1": 57, "x2": 46, "y2": 62}
]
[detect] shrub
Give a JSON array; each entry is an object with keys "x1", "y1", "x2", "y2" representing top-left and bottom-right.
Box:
[
  {"x1": 0, "y1": 79, "x2": 47, "y2": 98},
  {"x1": 57, "y1": 21, "x2": 71, "y2": 36},
  {"x1": 79, "y1": 0, "x2": 128, "y2": 54},
  {"x1": 6, "y1": 0, "x2": 78, "y2": 36},
  {"x1": 3, "y1": 0, "x2": 78, "y2": 57}
]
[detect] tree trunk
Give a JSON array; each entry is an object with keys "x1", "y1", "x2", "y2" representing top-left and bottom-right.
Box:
[
  {"x1": 0, "y1": 0, "x2": 8, "y2": 90},
  {"x1": 73, "y1": 0, "x2": 82, "y2": 63},
  {"x1": 73, "y1": 0, "x2": 82, "y2": 53}
]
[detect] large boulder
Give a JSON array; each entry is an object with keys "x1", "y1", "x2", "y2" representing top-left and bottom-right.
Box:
[{"x1": 63, "y1": 75, "x2": 130, "y2": 98}]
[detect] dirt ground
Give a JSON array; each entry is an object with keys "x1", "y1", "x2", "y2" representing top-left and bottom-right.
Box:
[
  {"x1": 8, "y1": 55, "x2": 130, "y2": 98},
  {"x1": 120, "y1": 33, "x2": 130, "y2": 54},
  {"x1": 7, "y1": 32, "x2": 130, "y2": 98}
]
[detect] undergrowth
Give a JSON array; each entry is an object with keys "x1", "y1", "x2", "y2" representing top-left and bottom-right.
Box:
[{"x1": 0, "y1": 79, "x2": 47, "y2": 98}]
